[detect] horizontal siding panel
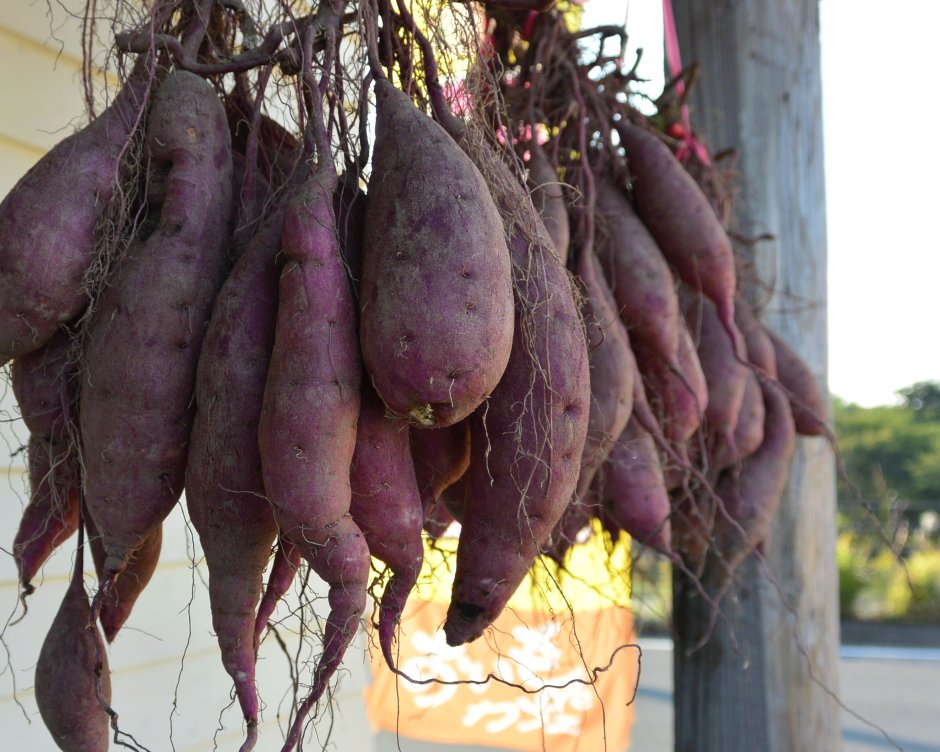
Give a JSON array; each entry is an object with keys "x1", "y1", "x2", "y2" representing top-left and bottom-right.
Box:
[
  {"x1": 0, "y1": 25, "x2": 89, "y2": 153},
  {"x1": 0, "y1": 0, "x2": 87, "y2": 65},
  {"x1": 0, "y1": 136, "x2": 46, "y2": 201}
]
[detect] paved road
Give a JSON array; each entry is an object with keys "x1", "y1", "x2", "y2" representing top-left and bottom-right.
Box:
[{"x1": 630, "y1": 639, "x2": 940, "y2": 752}]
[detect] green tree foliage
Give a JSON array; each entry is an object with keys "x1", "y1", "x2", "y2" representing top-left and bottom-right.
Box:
[
  {"x1": 835, "y1": 382, "x2": 940, "y2": 505},
  {"x1": 835, "y1": 382, "x2": 940, "y2": 622},
  {"x1": 899, "y1": 381, "x2": 940, "y2": 423}
]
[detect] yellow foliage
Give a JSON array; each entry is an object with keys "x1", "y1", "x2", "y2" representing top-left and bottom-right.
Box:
[
  {"x1": 372, "y1": 519, "x2": 632, "y2": 616},
  {"x1": 886, "y1": 547, "x2": 940, "y2": 622}
]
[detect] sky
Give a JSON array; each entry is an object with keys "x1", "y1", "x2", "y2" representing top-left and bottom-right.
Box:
[{"x1": 582, "y1": 0, "x2": 940, "y2": 407}]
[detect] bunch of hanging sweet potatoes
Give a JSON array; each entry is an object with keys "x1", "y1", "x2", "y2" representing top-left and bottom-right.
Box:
[{"x1": 0, "y1": 5, "x2": 829, "y2": 751}]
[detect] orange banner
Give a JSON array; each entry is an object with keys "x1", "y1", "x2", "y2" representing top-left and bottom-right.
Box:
[{"x1": 365, "y1": 523, "x2": 639, "y2": 751}]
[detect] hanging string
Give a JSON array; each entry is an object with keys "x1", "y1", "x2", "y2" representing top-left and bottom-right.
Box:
[{"x1": 661, "y1": 0, "x2": 710, "y2": 164}]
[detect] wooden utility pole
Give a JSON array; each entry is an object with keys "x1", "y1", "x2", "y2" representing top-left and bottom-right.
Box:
[
  {"x1": 670, "y1": 1, "x2": 842, "y2": 751},
  {"x1": 673, "y1": 556, "x2": 771, "y2": 751}
]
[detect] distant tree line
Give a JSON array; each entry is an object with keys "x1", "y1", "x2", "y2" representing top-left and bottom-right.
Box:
[{"x1": 835, "y1": 381, "x2": 940, "y2": 521}]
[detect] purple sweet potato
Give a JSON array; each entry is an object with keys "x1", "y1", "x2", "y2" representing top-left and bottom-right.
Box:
[
  {"x1": 335, "y1": 172, "x2": 367, "y2": 296},
  {"x1": 737, "y1": 372, "x2": 767, "y2": 452},
  {"x1": 360, "y1": 79, "x2": 513, "y2": 428},
  {"x1": 551, "y1": 249, "x2": 634, "y2": 558},
  {"x1": 14, "y1": 438, "x2": 80, "y2": 595},
  {"x1": 713, "y1": 380, "x2": 797, "y2": 570},
  {"x1": 0, "y1": 74, "x2": 147, "y2": 364},
  {"x1": 576, "y1": 249, "x2": 635, "y2": 490},
  {"x1": 445, "y1": 238, "x2": 590, "y2": 646},
  {"x1": 410, "y1": 421, "x2": 471, "y2": 531},
  {"x1": 708, "y1": 302, "x2": 777, "y2": 470},
  {"x1": 709, "y1": 371, "x2": 764, "y2": 470},
  {"x1": 632, "y1": 327, "x2": 711, "y2": 565},
  {"x1": 411, "y1": 422, "x2": 471, "y2": 513},
  {"x1": 595, "y1": 177, "x2": 682, "y2": 365},
  {"x1": 614, "y1": 121, "x2": 736, "y2": 335},
  {"x1": 35, "y1": 531, "x2": 111, "y2": 752},
  {"x1": 735, "y1": 301, "x2": 777, "y2": 378},
  {"x1": 414, "y1": 33, "x2": 590, "y2": 646},
  {"x1": 526, "y1": 138, "x2": 569, "y2": 262},
  {"x1": 226, "y1": 95, "x2": 302, "y2": 188},
  {"x1": 230, "y1": 152, "x2": 274, "y2": 257},
  {"x1": 10, "y1": 331, "x2": 80, "y2": 593},
  {"x1": 767, "y1": 328, "x2": 827, "y2": 436},
  {"x1": 254, "y1": 537, "x2": 302, "y2": 649},
  {"x1": 719, "y1": 304, "x2": 782, "y2": 467},
  {"x1": 86, "y1": 513, "x2": 161, "y2": 643},
  {"x1": 677, "y1": 332, "x2": 709, "y2": 424},
  {"x1": 258, "y1": 118, "x2": 369, "y2": 748},
  {"x1": 633, "y1": 322, "x2": 708, "y2": 444},
  {"x1": 424, "y1": 500, "x2": 456, "y2": 540},
  {"x1": 185, "y1": 189, "x2": 294, "y2": 745},
  {"x1": 682, "y1": 290, "x2": 748, "y2": 441},
  {"x1": 81, "y1": 71, "x2": 233, "y2": 577},
  {"x1": 597, "y1": 417, "x2": 672, "y2": 555},
  {"x1": 441, "y1": 156, "x2": 589, "y2": 647},
  {"x1": 437, "y1": 472, "x2": 468, "y2": 525},
  {"x1": 349, "y1": 381, "x2": 424, "y2": 666}
]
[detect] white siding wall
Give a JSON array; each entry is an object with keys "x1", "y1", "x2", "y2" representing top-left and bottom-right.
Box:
[{"x1": 0, "y1": 4, "x2": 377, "y2": 749}]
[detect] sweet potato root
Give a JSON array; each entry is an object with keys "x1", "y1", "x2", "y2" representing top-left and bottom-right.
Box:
[
  {"x1": 411, "y1": 421, "x2": 471, "y2": 517},
  {"x1": 254, "y1": 537, "x2": 302, "y2": 649},
  {"x1": 230, "y1": 152, "x2": 274, "y2": 257},
  {"x1": 258, "y1": 133, "x2": 368, "y2": 747},
  {"x1": 708, "y1": 301, "x2": 777, "y2": 470},
  {"x1": 551, "y1": 249, "x2": 634, "y2": 559},
  {"x1": 722, "y1": 371, "x2": 765, "y2": 467},
  {"x1": 437, "y1": 472, "x2": 468, "y2": 525},
  {"x1": 682, "y1": 290, "x2": 747, "y2": 443},
  {"x1": 713, "y1": 380, "x2": 797, "y2": 570},
  {"x1": 576, "y1": 249, "x2": 635, "y2": 491},
  {"x1": 526, "y1": 138, "x2": 569, "y2": 262},
  {"x1": 634, "y1": 322, "x2": 708, "y2": 444},
  {"x1": 615, "y1": 121, "x2": 736, "y2": 335},
  {"x1": 10, "y1": 331, "x2": 80, "y2": 594},
  {"x1": 439, "y1": 140, "x2": 590, "y2": 647},
  {"x1": 86, "y1": 514, "x2": 162, "y2": 643},
  {"x1": 595, "y1": 177, "x2": 681, "y2": 364},
  {"x1": 725, "y1": 305, "x2": 782, "y2": 465},
  {"x1": 81, "y1": 70, "x2": 233, "y2": 576},
  {"x1": 597, "y1": 418, "x2": 672, "y2": 555},
  {"x1": 35, "y1": 532, "x2": 111, "y2": 752},
  {"x1": 185, "y1": 187, "x2": 294, "y2": 743},
  {"x1": 360, "y1": 79, "x2": 513, "y2": 428},
  {"x1": 0, "y1": 74, "x2": 147, "y2": 364},
  {"x1": 349, "y1": 381, "x2": 424, "y2": 666},
  {"x1": 735, "y1": 301, "x2": 777, "y2": 378},
  {"x1": 446, "y1": 272, "x2": 589, "y2": 645},
  {"x1": 766, "y1": 328, "x2": 827, "y2": 436}
]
